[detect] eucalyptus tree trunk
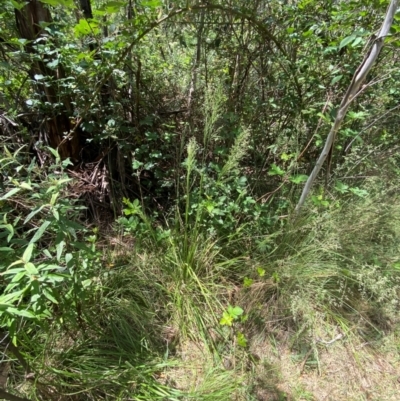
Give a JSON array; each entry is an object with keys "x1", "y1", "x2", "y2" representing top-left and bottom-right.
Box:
[
  {"x1": 14, "y1": 0, "x2": 81, "y2": 161},
  {"x1": 295, "y1": 0, "x2": 400, "y2": 212}
]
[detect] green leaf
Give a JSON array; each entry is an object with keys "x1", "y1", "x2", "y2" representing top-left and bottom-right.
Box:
[
  {"x1": 19, "y1": 182, "x2": 33, "y2": 190},
  {"x1": 30, "y1": 220, "x2": 51, "y2": 244},
  {"x1": 47, "y1": 59, "x2": 59, "y2": 69},
  {"x1": 99, "y1": 1, "x2": 126, "y2": 13},
  {"x1": 56, "y1": 240, "x2": 65, "y2": 262},
  {"x1": 257, "y1": 267, "x2": 266, "y2": 277},
  {"x1": 43, "y1": 249, "x2": 52, "y2": 258},
  {"x1": 2, "y1": 267, "x2": 25, "y2": 275},
  {"x1": 331, "y1": 75, "x2": 343, "y2": 85},
  {"x1": 141, "y1": 0, "x2": 162, "y2": 7},
  {"x1": 43, "y1": 288, "x2": 58, "y2": 304},
  {"x1": 46, "y1": 274, "x2": 67, "y2": 282},
  {"x1": 289, "y1": 174, "x2": 308, "y2": 184},
  {"x1": 268, "y1": 164, "x2": 285, "y2": 176},
  {"x1": 65, "y1": 253, "x2": 73, "y2": 265},
  {"x1": 11, "y1": 271, "x2": 26, "y2": 283},
  {"x1": 0, "y1": 187, "x2": 21, "y2": 200},
  {"x1": 335, "y1": 181, "x2": 349, "y2": 194},
  {"x1": 7, "y1": 307, "x2": 35, "y2": 318},
  {"x1": 40, "y1": 0, "x2": 61, "y2": 5},
  {"x1": 0, "y1": 303, "x2": 13, "y2": 311},
  {"x1": 237, "y1": 332, "x2": 247, "y2": 347},
  {"x1": 25, "y1": 262, "x2": 38, "y2": 275},
  {"x1": 0, "y1": 224, "x2": 15, "y2": 242},
  {"x1": 0, "y1": 293, "x2": 21, "y2": 305},
  {"x1": 23, "y1": 243, "x2": 34, "y2": 263},
  {"x1": 46, "y1": 147, "x2": 60, "y2": 161},
  {"x1": 50, "y1": 193, "x2": 59, "y2": 206},
  {"x1": 0, "y1": 247, "x2": 14, "y2": 252},
  {"x1": 349, "y1": 187, "x2": 369, "y2": 197},
  {"x1": 339, "y1": 34, "x2": 356, "y2": 49},
  {"x1": 52, "y1": 208, "x2": 59, "y2": 221},
  {"x1": 351, "y1": 37, "x2": 363, "y2": 47},
  {"x1": 41, "y1": 0, "x2": 75, "y2": 7},
  {"x1": 74, "y1": 19, "x2": 100, "y2": 37},
  {"x1": 24, "y1": 205, "x2": 46, "y2": 224},
  {"x1": 228, "y1": 305, "x2": 243, "y2": 319},
  {"x1": 220, "y1": 312, "x2": 233, "y2": 326},
  {"x1": 10, "y1": 0, "x2": 27, "y2": 11},
  {"x1": 243, "y1": 277, "x2": 253, "y2": 288}
]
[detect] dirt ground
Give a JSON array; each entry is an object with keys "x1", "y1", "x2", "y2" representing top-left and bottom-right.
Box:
[{"x1": 250, "y1": 333, "x2": 400, "y2": 401}]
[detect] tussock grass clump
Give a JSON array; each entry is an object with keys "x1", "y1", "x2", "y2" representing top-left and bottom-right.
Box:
[{"x1": 244, "y1": 177, "x2": 400, "y2": 343}]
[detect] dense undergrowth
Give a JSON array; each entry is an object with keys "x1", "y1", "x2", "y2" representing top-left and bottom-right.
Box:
[
  {"x1": 1, "y1": 136, "x2": 400, "y2": 400},
  {"x1": 1, "y1": 1, "x2": 400, "y2": 400}
]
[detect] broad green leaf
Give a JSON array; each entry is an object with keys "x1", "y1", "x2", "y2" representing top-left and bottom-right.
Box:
[
  {"x1": 38, "y1": 264, "x2": 64, "y2": 271},
  {"x1": 46, "y1": 147, "x2": 60, "y2": 161},
  {"x1": 289, "y1": 174, "x2": 308, "y2": 184},
  {"x1": 0, "y1": 223, "x2": 15, "y2": 242},
  {"x1": 81, "y1": 279, "x2": 92, "y2": 288},
  {"x1": 351, "y1": 37, "x2": 363, "y2": 47},
  {"x1": 11, "y1": 271, "x2": 26, "y2": 283},
  {"x1": 23, "y1": 243, "x2": 34, "y2": 263},
  {"x1": 141, "y1": 0, "x2": 162, "y2": 7},
  {"x1": 10, "y1": 0, "x2": 27, "y2": 11},
  {"x1": 43, "y1": 288, "x2": 58, "y2": 304},
  {"x1": 237, "y1": 332, "x2": 248, "y2": 347},
  {"x1": 65, "y1": 253, "x2": 73, "y2": 265},
  {"x1": 243, "y1": 277, "x2": 253, "y2": 288},
  {"x1": 0, "y1": 289, "x2": 25, "y2": 303},
  {"x1": 268, "y1": 164, "x2": 285, "y2": 176},
  {"x1": 228, "y1": 305, "x2": 243, "y2": 318},
  {"x1": 280, "y1": 152, "x2": 291, "y2": 161},
  {"x1": 257, "y1": 267, "x2": 266, "y2": 277},
  {"x1": 56, "y1": 240, "x2": 65, "y2": 262},
  {"x1": 335, "y1": 181, "x2": 349, "y2": 194},
  {"x1": 46, "y1": 274, "x2": 67, "y2": 282},
  {"x1": 50, "y1": 193, "x2": 59, "y2": 206},
  {"x1": 55, "y1": 178, "x2": 72, "y2": 185},
  {"x1": 41, "y1": 0, "x2": 75, "y2": 7},
  {"x1": 339, "y1": 34, "x2": 356, "y2": 49},
  {"x1": 99, "y1": 1, "x2": 126, "y2": 13},
  {"x1": 331, "y1": 75, "x2": 343, "y2": 85},
  {"x1": 25, "y1": 262, "x2": 38, "y2": 275},
  {"x1": 74, "y1": 19, "x2": 100, "y2": 37},
  {"x1": 30, "y1": 220, "x2": 51, "y2": 244},
  {"x1": 52, "y1": 208, "x2": 60, "y2": 221},
  {"x1": 47, "y1": 59, "x2": 59, "y2": 69},
  {"x1": 0, "y1": 303, "x2": 13, "y2": 311},
  {"x1": 19, "y1": 182, "x2": 33, "y2": 190},
  {"x1": 220, "y1": 312, "x2": 233, "y2": 326},
  {"x1": 43, "y1": 249, "x2": 52, "y2": 258},
  {"x1": 0, "y1": 247, "x2": 13, "y2": 252},
  {"x1": 40, "y1": 0, "x2": 62, "y2": 5},
  {"x1": 4, "y1": 282, "x2": 19, "y2": 293},
  {"x1": 7, "y1": 307, "x2": 35, "y2": 318},
  {"x1": 349, "y1": 187, "x2": 369, "y2": 197},
  {"x1": 0, "y1": 187, "x2": 21, "y2": 200}
]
